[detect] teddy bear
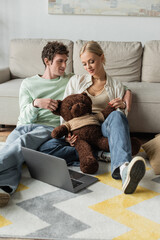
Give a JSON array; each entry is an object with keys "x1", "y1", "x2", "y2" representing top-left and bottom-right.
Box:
[{"x1": 51, "y1": 93, "x2": 141, "y2": 174}]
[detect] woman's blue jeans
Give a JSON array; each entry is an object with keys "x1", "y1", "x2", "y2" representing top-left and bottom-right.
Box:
[{"x1": 101, "y1": 111, "x2": 132, "y2": 179}]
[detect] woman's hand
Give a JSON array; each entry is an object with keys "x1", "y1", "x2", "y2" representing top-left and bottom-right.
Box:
[
  {"x1": 65, "y1": 132, "x2": 78, "y2": 147},
  {"x1": 109, "y1": 98, "x2": 126, "y2": 109},
  {"x1": 123, "y1": 90, "x2": 132, "y2": 112},
  {"x1": 33, "y1": 98, "x2": 58, "y2": 111}
]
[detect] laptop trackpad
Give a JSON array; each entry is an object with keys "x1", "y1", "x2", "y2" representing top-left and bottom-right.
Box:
[
  {"x1": 69, "y1": 169, "x2": 85, "y2": 180},
  {"x1": 71, "y1": 178, "x2": 83, "y2": 188},
  {"x1": 69, "y1": 169, "x2": 85, "y2": 188}
]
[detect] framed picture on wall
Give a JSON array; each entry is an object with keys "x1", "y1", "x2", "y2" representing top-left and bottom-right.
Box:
[{"x1": 48, "y1": 0, "x2": 160, "y2": 17}]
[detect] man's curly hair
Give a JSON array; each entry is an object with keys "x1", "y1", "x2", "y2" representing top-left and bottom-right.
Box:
[{"x1": 41, "y1": 41, "x2": 69, "y2": 66}]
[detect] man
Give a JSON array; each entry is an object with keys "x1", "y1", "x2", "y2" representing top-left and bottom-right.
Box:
[{"x1": 0, "y1": 41, "x2": 79, "y2": 207}]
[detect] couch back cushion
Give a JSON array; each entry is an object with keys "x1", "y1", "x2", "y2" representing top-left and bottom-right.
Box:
[
  {"x1": 142, "y1": 40, "x2": 160, "y2": 83},
  {"x1": 9, "y1": 39, "x2": 73, "y2": 78},
  {"x1": 73, "y1": 40, "x2": 142, "y2": 82}
]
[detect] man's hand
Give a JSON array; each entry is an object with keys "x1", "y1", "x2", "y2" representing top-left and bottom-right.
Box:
[
  {"x1": 65, "y1": 132, "x2": 78, "y2": 147},
  {"x1": 109, "y1": 98, "x2": 126, "y2": 109},
  {"x1": 33, "y1": 98, "x2": 58, "y2": 111}
]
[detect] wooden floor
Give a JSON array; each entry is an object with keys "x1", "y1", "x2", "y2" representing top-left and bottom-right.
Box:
[
  {"x1": 0, "y1": 125, "x2": 15, "y2": 142},
  {"x1": 0, "y1": 238, "x2": 54, "y2": 240},
  {"x1": 0, "y1": 238, "x2": 52, "y2": 240}
]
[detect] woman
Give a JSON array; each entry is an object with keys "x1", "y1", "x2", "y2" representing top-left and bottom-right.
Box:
[
  {"x1": 63, "y1": 41, "x2": 146, "y2": 194},
  {"x1": 40, "y1": 41, "x2": 146, "y2": 194}
]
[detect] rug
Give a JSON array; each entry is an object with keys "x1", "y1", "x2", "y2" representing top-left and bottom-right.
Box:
[{"x1": 0, "y1": 142, "x2": 160, "y2": 240}]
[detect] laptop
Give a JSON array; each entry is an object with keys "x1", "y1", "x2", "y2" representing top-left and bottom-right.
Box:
[{"x1": 21, "y1": 147, "x2": 98, "y2": 193}]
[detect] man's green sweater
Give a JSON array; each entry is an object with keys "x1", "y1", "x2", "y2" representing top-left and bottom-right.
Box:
[{"x1": 17, "y1": 74, "x2": 72, "y2": 127}]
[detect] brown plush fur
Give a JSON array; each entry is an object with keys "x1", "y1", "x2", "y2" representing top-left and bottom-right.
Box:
[
  {"x1": 51, "y1": 93, "x2": 141, "y2": 174},
  {"x1": 52, "y1": 93, "x2": 115, "y2": 174}
]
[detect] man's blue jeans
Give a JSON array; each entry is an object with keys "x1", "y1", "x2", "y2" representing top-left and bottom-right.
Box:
[
  {"x1": 0, "y1": 124, "x2": 79, "y2": 194},
  {"x1": 0, "y1": 124, "x2": 54, "y2": 194},
  {"x1": 38, "y1": 138, "x2": 79, "y2": 165}
]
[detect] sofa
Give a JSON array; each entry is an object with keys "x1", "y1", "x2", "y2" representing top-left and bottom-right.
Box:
[{"x1": 0, "y1": 39, "x2": 160, "y2": 133}]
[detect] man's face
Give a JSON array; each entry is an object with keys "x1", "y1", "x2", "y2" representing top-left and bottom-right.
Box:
[{"x1": 47, "y1": 54, "x2": 68, "y2": 78}]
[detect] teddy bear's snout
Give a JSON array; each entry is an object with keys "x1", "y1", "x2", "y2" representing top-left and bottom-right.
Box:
[{"x1": 71, "y1": 103, "x2": 86, "y2": 117}]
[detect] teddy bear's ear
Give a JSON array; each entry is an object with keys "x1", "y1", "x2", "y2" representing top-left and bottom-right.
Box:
[
  {"x1": 82, "y1": 92, "x2": 92, "y2": 104},
  {"x1": 82, "y1": 92, "x2": 88, "y2": 97},
  {"x1": 52, "y1": 100, "x2": 62, "y2": 115}
]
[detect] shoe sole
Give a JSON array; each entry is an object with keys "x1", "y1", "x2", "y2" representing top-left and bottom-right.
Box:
[
  {"x1": 0, "y1": 192, "x2": 10, "y2": 207},
  {"x1": 122, "y1": 156, "x2": 146, "y2": 194}
]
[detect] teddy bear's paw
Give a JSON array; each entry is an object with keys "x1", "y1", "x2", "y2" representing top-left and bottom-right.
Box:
[
  {"x1": 51, "y1": 125, "x2": 68, "y2": 139},
  {"x1": 51, "y1": 131, "x2": 59, "y2": 138},
  {"x1": 80, "y1": 158, "x2": 99, "y2": 174}
]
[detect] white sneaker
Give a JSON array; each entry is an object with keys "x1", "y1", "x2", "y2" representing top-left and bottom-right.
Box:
[
  {"x1": 0, "y1": 188, "x2": 10, "y2": 207},
  {"x1": 122, "y1": 156, "x2": 146, "y2": 194},
  {"x1": 97, "y1": 151, "x2": 111, "y2": 162}
]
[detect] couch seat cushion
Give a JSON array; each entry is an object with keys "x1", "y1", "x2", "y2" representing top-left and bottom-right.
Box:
[
  {"x1": 0, "y1": 78, "x2": 23, "y2": 97},
  {"x1": 0, "y1": 78, "x2": 23, "y2": 125},
  {"x1": 124, "y1": 82, "x2": 160, "y2": 103},
  {"x1": 124, "y1": 82, "x2": 160, "y2": 133}
]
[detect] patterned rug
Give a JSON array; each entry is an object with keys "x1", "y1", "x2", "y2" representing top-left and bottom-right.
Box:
[{"x1": 0, "y1": 142, "x2": 160, "y2": 240}]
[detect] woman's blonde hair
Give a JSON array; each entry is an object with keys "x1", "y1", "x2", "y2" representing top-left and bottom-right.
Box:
[{"x1": 80, "y1": 41, "x2": 106, "y2": 64}]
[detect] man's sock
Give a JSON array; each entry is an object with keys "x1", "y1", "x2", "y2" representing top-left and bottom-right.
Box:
[
  {"x1": 97, "y1": 151, "x2": 111, "y2": 162},
  {"x1": 120, "y1": 162, "x2": 129, "y2": 178}
]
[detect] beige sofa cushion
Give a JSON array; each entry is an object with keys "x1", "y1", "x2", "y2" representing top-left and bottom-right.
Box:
[
  {"x1": 9, "y1": 39, "x2": 73, "y2": 78},
  {"x1": 142, "y1": 135, "x2": 160, "y2": 175},
  {"x1": 73, "y1": 40, "x2": 142, "y2": 82},
  {"x1": 142, "y1": 40, "x2": 160, "y2": 83}
]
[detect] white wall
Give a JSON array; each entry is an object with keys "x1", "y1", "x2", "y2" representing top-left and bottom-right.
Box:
[{"x1": 1, "y1": 0, "x2": 160, "y2": 67}]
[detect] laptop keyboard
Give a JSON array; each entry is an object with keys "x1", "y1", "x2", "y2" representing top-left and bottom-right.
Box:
[{"x1": 71, "y1": 178, "x2": 83, "y2": 188}]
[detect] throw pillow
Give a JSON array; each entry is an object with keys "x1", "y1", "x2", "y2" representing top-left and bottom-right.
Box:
[{"x1": 142, "y1": 135, "x2": 160, "y2": 174}]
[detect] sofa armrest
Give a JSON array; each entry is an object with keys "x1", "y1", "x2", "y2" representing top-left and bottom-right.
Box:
[{"x1": 0, "y1": 67, "x2": 11, "y2": 84}]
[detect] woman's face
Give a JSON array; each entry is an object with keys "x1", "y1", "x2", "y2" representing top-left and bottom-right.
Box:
[{"x1": 80, "y1": 51, "x2": 104, "y2": 77}]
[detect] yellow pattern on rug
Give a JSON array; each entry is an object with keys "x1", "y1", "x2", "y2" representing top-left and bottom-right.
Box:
[
  {"x1": 0, "y1": 215, "x2": 12, "y2": 228},
  {"x1": 90, "y1": 171, "x2": 160, "y2": 240},
  {"x1": 16, "y1": 183, "x2": 29, "y2": 192}
]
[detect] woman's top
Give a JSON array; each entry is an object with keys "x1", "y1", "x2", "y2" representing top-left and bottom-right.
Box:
[
  {"x1": 63, "y1": 73, "x2": 127, "y2": 116},
  {"x1": 84, "y1": 88, "x2": 109, "y2": 113}
]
